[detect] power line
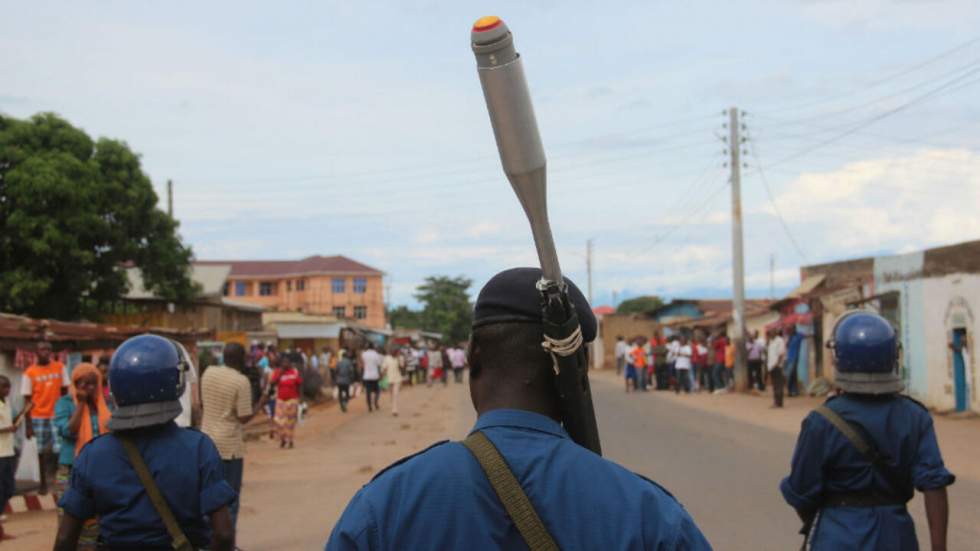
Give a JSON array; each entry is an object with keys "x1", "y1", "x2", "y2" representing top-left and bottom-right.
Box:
[
  {"x1": 758, "y1": 57, "x2": 980, "y2": 130},
  {"x1": 757, "y1": 34, "x2": 980, "y2": 116},
  {"x1": 760, "y1": 65, "x2": 980, "y2": 170},
  {"x1": 744, "y1": 128, "x2": 808, "y2": 261}
]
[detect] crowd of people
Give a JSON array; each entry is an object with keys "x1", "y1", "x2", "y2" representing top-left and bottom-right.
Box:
[
  {"x1": 613, "y1": 325, "x2": 807, "y2": 407},
  {"x1": 0, "y1": 336, "x2": 467, "y2": 544}
]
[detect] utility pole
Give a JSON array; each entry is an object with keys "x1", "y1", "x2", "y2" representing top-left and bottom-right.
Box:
[
  {"x1": 586, "y1": 238, "x2": 594, "y2": 304},
  {"x1": 770, "y1": 254, "x2": 776, "y2": 300},
  {"x1": 728, "y1": 107, "x2": 748, "y2": 392},
  {"x1": 167, "y1": 179, "x2": 174, "y2": 218}
]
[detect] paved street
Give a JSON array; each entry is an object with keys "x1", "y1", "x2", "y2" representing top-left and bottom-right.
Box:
[
  {"x1": 7, "y1": 373, "x2": 979, "y2": 549},
  {"x1": 590, "y1": 371, "x2": 980, "y2": 550}
]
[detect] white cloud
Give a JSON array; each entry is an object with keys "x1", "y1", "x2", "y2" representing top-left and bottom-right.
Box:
[
  {"x1": 464, "y1": 222, "x2": 502, "y2": 238},
  {"x1": 760, "y1": 148, "x2": 980, "y2": 254}
]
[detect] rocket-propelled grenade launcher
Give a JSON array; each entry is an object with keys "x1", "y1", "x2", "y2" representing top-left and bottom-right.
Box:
[{"x1": 471, "y1": 16, "x2": 602, "y2": 455}]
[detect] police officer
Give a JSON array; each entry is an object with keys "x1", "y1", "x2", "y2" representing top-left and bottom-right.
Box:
[
  {"x1": 326, "y1": 268, "x2": 710, "y2": 550},
  {"x1": 54, "y1": 334, "x2": 237, "y2": 551},
  {"x1": 780, "y1": 311, "x2": 955, "y2": 550}
]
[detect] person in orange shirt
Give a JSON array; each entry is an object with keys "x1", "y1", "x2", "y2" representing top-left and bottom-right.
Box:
[
  {"x1": 630, "y1": 341, "x2": 648, "y2": 393},
  {"x1": 21, "y1": 341, "x2": 69, "y2": 495}
]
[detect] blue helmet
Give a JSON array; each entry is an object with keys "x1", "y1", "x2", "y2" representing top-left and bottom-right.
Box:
[
  {"x1": 829, "y1": 311, "x2": 902, "y2": 394},
  {"x1": 108, "y1": 334, "x2": 189, "y2": 430}
]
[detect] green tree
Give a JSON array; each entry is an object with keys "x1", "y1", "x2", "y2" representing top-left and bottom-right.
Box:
[
  {"x1": 616, "y1": 295, "x2": 664, "y2": 316},
  {"x1": 414, "y1": 275, "x2": 473, "y2": 344},
  {"x1": 387, "y1": 305, "x2": 423, "y2": 330},
  {"x1": 0, "y1": 113, "x2": 198, "y2": 320}
]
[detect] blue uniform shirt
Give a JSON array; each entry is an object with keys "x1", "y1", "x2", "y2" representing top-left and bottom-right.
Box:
[
  {"x1": 59, "y1": 421, "x2": 237, "y2": 549},
  {"x1": 780, "y1": 394, "x2": 955, "y2": 550},
  {"x1": 327, "y1": 409, "x2": 710, "y2": 550}
]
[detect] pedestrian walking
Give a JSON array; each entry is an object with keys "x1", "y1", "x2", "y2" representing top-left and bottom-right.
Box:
[
  {"x1": 21, "y1": 340, "x2": 68, "y2": 495},
  {"x1": 361, "y1": 344, "x2": 383, "y2": 411},
  {"x1": 747, "y1": 330, "x2": 766, "y2": 391},
  {"x1": 426, "y1": 346, "x2": 443, "y2": 387},
  {"x1": 271, "y1": 358, "x2": 302, "y2": 448},
  {"x1": 768, "y1": 329, "x2": 787, "y2": 408},
  {"x1": 326, "y1": 267, "x2": 709, "y2": 550},
  {"x1": 614, "y1": 335, "x2": 628, "y2": 376},
  {"x1": 53, "y1": 363, "x2": 110, "y2": 549},
  {"x1": 403, "y1": 346, "x2": 419, "y2": 386},
  {"x1": 780, "y1": 312, "x2": 954, "y2": 550},
  {"x1": 383, "y1": 349, "x2": 403, "y2": 416},
  {"x1": 674, "y1": 336, "x2": 693, "y2": 394},
  {"x1": 335, "y1": 350, "x2": 356, "y2": 413},
  {"x1": 54, "y1": 334, "x2": 236, "y2": 551},
  {"x1": 450, "y1": 345, "x2": 467, "y2": 383},
  {"x1": 201, "y1": 342, "x2": 266, "y2": 529}
]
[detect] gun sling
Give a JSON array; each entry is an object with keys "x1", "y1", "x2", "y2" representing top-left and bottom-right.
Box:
[
  {"x1": 119, "y1": 436, "x2": 195, "y2": 551},
  {"x1": 462, "y1": 431, "x2": 559, "y2": 551}
]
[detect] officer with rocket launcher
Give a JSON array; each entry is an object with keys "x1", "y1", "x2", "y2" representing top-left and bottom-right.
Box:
[{"x1": 325, "y1": 16, "x2": 710, "y2": 551}]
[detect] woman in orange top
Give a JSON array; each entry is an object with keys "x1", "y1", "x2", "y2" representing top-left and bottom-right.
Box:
[{"x1": 53, "y1": 364, "x2": 110, "y2": 547}]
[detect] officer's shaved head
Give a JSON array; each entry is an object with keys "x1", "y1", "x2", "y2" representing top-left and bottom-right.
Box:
[{"x1": 467, "y1": 323, "x2": 561, "y2": 421}]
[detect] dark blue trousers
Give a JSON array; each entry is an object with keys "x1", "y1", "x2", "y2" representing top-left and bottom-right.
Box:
[{"x1": 222, "y1": 458, "x2": 244, "y2": 529}]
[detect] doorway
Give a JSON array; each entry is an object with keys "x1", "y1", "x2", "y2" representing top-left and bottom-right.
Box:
[{"x1": 952, "y1": 328, "x2": 968, "y2": 412}]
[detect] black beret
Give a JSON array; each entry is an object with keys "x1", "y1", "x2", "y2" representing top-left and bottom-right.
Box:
[{"x1": 472, "y1": 267, "x2": 597, "y2": 342}]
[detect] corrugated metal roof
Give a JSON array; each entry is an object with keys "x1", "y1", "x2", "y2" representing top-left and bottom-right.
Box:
[
  {"x1": 0, "y1": 313, "x2": 211, "y2": 349},
  {"x1": 788, "y1": 274, "x2": 827, "y2": 298}
]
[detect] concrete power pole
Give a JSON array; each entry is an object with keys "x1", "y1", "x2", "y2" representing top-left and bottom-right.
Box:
[
  {"x1": 728, "y1": 107, "x2": 748, "y2": 392},
  {"x1": 586, "y1": 238, "x2": 594, "y2": 304},
  {"x1": 167, "y1": 179, "x2": 174, "y2": 218},
  {"x1": 770, "y1": 253, "x2": 776, "y2": 299}
]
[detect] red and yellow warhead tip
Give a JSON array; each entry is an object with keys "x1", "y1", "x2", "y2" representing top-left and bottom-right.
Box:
[{"x1": 472, "y1": 16, "x2": 503, "y2": 32}]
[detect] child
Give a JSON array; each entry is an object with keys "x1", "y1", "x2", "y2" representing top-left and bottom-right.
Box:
[{"x1": 0, "y1": 375, "x2": 26, "y2": 539}]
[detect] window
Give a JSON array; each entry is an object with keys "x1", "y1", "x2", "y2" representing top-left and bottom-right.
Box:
[
  {"x1": 333, "y1": 306, "x2": 346, "y2": 318},
  {"x1": 286, "y1": 280, "x2": 292, "y2": 292},
  {"x1": 259, "y1": 281, "x2": 276, "y2": 296},
  {"x1": 353, "y1": 277, "x2": 367, "y2": 294},
  {"x1": 297, "y1": 279, "x2": 306, "y2": 291},
  {"x1": 332, "y1": 278, "x2": 346, "y2": 293},
  {"x1": 222, "y1": 282, "x2": 230, "y2": 296},
  {"x1": 235, "y1": 281, "x2": 248, "y2": 296},
  {"x1": 354, "y1": 306, "x2": 367, "y2": 320}
]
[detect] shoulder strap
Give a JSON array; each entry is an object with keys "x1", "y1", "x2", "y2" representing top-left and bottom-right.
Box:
[
  {"x1": 462, "y1": 432, "x2": 559, "y2": 551},
  {"x1": 814, "y1": 406, "x2": 873, "y2": 456},
  {"x1": 812, "y1": 405, "x2": 910, "y2": 500},
  {"x1": 118, "y1": 436, "x2": 194, "y2": 551}
]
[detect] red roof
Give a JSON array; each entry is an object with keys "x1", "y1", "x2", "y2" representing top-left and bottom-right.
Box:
[
  {"x1": 592, "y1": 305, "x2": 615, "y2": 316},
  {"x1": 194, "y1": 255, "x2": 383, "y2": 277}
]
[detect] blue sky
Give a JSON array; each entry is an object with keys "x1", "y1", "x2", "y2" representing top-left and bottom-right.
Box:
[{"x1": 3, "y1": 1, "x2": 980, "y2": 308}]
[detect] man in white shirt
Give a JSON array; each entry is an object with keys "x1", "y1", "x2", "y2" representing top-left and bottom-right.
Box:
[
  {"x1": 360, "y1": 344, "x2": 383, "y2": 412},
  {"x1": 613, "y1": 336, "x2": 628, "y2": 375},
  {"x1": 173, "y1": 341, "x2": 200, "y2": 428},
  {"x1": 449, "y1": 346, "x2": 467, "y2": 384},
  {"x1": 767, "y1": 329, "x2": 787, "y2": 408},
  {"x1": 674, "y1": 336, "x2": 693, "y2": 394}
]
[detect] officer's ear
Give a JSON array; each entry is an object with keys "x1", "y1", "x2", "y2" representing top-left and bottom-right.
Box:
[{"x1": 467, "y1": 336, "x2": 482, "y2": 380}]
